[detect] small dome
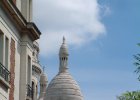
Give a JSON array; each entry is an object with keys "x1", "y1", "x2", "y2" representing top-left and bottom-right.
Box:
[
  {"x1": 40, "y1": 73, "x2": 48, "y2": 83},
  {"x1": 45, "y1": 72, "x2": 83, "y2": 100}
]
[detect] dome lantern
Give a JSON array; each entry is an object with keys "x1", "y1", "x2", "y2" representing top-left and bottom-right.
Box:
[{"x1": 59, "y1": 37, "x2": 69, "y2": 73}]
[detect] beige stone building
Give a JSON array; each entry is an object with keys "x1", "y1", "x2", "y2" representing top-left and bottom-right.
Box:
[{"x1": 0, "y1": 0, "x2": 45, "y2": 100}]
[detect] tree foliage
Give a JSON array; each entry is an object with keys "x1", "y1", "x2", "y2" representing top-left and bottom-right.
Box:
[
  {"x1": 117, "y1": 91, "x2": 140, "y2": 100},
  {"x1": 134, "y1": 53, "x2": 140, "y2": 81},
  {"x1": 117, "y1": 45, "x2": 140, "y2": 100}
]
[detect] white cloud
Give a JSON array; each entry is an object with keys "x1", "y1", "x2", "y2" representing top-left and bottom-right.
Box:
[{"x1": 33, "y1": 0, "x2": 106, "y2": 57}]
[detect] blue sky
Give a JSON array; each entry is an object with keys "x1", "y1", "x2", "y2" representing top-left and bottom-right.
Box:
[{"x1": 34, "y1": 0, "x2": 140, "y2": 100}]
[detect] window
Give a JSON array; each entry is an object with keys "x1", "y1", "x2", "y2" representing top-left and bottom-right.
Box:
[
  {"x1": 32, "y1": 81, "x2": 34, "y2": 99},
  {"x1": 0, "y1": 32, "x2": 4, "y2": 63},
  {"x1": 0, "y1": 32, "x2": 9, "y2": 68},
  {"x1": 27, "y1": 56, "x2": 31, "y2": 85},
  {"x1": 0, "y1": 32, "x2": 10, "y2": 84},
  {"x1": 5, "y1": 37, "x2": 9, "y2": 68}
]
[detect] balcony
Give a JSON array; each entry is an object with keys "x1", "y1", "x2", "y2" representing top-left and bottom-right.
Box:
[
  {"x1": 0, "y1": 62, "x2": 10, "y2": 83},
  {"x1": 26, "y1": 84, "x2": 33, "y2": 100}
]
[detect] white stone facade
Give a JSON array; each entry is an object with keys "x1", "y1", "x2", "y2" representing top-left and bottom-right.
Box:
[{"x1": 0, "y1": 0, "x2": 42, "y2": 100}]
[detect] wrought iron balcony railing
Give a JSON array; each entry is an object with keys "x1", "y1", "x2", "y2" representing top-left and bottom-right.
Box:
[
  {"x1": 27, "y1": 84, "x2": 33, "y2": 99},
  {"x1": 0, "y1": 62, "x2": 10, "y2": 83}
]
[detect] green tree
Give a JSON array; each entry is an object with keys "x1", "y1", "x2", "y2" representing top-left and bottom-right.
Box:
[
  {"x1": 117, "y1": 91, "x2": 140, "y2": 100},
  {"x1": 117, "y1": 45, "x2": 140, "y2": 100},
  {"x1": 134, "y1": 53, "x2": 140, "y2": 81}
]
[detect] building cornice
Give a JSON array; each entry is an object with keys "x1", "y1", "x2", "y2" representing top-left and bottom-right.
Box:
[{"x1": 0, "y1": 0, "x2": 41, "y2": 40}]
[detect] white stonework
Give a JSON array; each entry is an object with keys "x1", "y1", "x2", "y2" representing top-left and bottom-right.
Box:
[
  {"x1": 38, "y1": 72, "x2": 48, "y2": 100},
  {"x1": 0, "y1": 0, "x2": 41, "y2": 100},
  {"x1": 20, "y1": 0, "x2": 33, "y2": 22},
  {"x1": 32, "y1": 41, "x2": 42, "y2": 100}
]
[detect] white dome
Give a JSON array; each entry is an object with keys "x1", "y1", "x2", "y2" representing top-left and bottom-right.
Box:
[
  {"x1": 45, "y1": 72, "x2": 83, "y2": 100},
  {"x1": 45, "y1": 37, "x2": 83, "y2": 100}
]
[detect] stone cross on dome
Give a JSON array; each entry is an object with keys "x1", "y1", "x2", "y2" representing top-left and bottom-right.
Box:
[
  {"x1": 43, "y1": 66, "x2": 46, "y2": 73},
  {"x1": 63, "y1": 36, "x2": 66, "y2": 44}
]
